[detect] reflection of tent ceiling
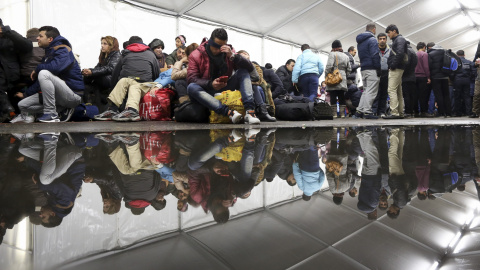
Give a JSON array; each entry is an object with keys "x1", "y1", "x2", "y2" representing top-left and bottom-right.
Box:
[{"x1": 125, "y1": 0, "x2": 480, "y2": 55}]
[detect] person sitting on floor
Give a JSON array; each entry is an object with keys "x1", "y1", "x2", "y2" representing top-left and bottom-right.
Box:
[
  {"x1": 166, "y1": 35, "x2": 186, "y2": 67},
  {"x1": 148, "y1": 38, "x2": 169, "y2": 73},
  {"x1": 172, "y1": 43, "x2": 197, "y2": 103}
]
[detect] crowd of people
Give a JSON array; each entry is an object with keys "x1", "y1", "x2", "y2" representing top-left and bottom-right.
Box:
[
  {"x1": 2, "y1": 20, "x2": 479, "y2": 124},
  {"x1": 1, "y1": 126, "x2": 479, "y2": 239}
]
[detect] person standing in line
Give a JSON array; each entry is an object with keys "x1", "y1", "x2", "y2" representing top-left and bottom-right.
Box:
[
  {"x1": 415, "y1": 42, "x2": 433, "y2": 117},
  {"x1": 292, "y1": 44, "x2": 324, "y2": 102},
  {"x1": 372, "y1": 33, "x2": 390, "y2": 117}
]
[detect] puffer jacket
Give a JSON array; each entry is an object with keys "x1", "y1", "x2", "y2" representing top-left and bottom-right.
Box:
[
  {"x1": 19, "y1": 36, "x2": 44, "y2": 78},
  {"x1": 345, "y1": 52, "x2": 360, "y2": 83},
  {"x1": 261, "y1": 66, "x2": 285, "y2": 99},
  {"x1": 25, "y1": 35, "x2": 84, "y2": 97},
  {"x1": 111, "y1": 43, "x2": 160, "y2": 86},
  {"x1": 356, "y1": 31, "x2": 380, "y2": 70},
  {"x1": 292, "y1": 49, "x2": 324, "y2": 83},
  {"x1": 428, "y1": 45, "x2": 448, "y2": 80},
  {"x1": 90, "y1": 50, "x2": 121, "y2": 86},
  {"x1": 401, "y1": 44, "x2": 418, "y2": 82},
  {"x1": 325, "y1": 51, "x2": 351, "y2": 91},
  {"x1": 275, "y1": 65, "x2": 293, "y2": 92},
  {"x1": 293, "y1": 162, "x2": 325, "y2": 196},
  {"x1": 187, "y1": 38, "x2": 254, "y2": 91},
  {"x1": 388, "y1": 34, "x2": 407, "y2": 70},
  {"x1": 0, "y1": 25, "x2": 33, "y2": 86}
]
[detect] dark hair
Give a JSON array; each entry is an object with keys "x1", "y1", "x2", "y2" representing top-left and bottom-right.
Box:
[
  {"x1": 41, "y1": 215, "x2": 63, "y2": 228},
  {"x1": 302, "y1": 194, "x2": 311, "y2": 201},
  {"x1": 123, "y1": 41, "x2": 129, "y2": 49},
  {"x1": 387, "y1": 210, "x2": 400, "y2": 219},
  {"x1": 148, "y1": 38, "x2": 164, "y2": 50},
  {"x1": 26, "y1": 28, "x2": 39, "y2": 39},
  {"x1": 286, "y1": 59, "x2": 295, "y2": 65},
  {"x1": 301, "y1": 44, "x2": 310, "y2": 51},
  {"x1": 456, "y1": 50, "x2": 465, "y2": 56},
  {"x1": 130, "y1": 207, "x2": 145, "y2": 215},
  {"x1": 210, "y1": 28, "x2": 228, "y2": 41},
  {"x1": 348, "y1": 46, "x2": 355, "y2": 52},
  {"x1": 151, "y1": 199, "x2": 167, "y2": 211},
  {"x1": 38, "y1": 26, "x2": 60, "y2": 39},
  {"x1": 385, "y1": 24, "x2": 399, "y2": 34},
  {"x1": 266, "y1": 177, "x2": 274, "y2": 182},
  {"x1": 417, "y1": 42, "x2": 426, "y2": 50},
  {"x1": 457, "y1": 184, "x2": 466, "y2": 191},
  {"x1": 366, "y1": 23, "x2": 376, "y2": 32},
  {"x1": 348, "y1": 190, "x2": 357, "y2": 197},
  {"x1": 128, "y1": 36, "x2": 143, "y2": 45},
  {"x1": 185, "y1": 43, "x2": 199, "y2": 57},
  {"x1": 332, "y1": 196, "x2": 343, "y2": 205},
  {"x1": 211, "y1": 205, "x2": 229, "y2": 224},
  {"x1": 265, "y1": 63, "x2": 273, "y2": 69},
  {"x1": 427, "y1": 42, "x2": 435, "y2": 48},
  {"x1": 417, "y1": 192, "x2": 427, "y2": 200},
  {"x1": 377, "y1": 33, "x2": 387, "y2": 39}
]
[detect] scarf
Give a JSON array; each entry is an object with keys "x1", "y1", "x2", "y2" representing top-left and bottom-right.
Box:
[{"x1": 205, "y1": 43, "x2": 227, "y2": 80}]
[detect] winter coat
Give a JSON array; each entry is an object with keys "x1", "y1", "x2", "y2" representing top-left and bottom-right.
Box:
[
  {"x1": 19, "y1": 37, "x2": 44, "y2": 78},
  {"x1": 345, "y1": 52, "x2": 360, "y2": 84},
  {"x1": 0, "y1": 25, "x2": 33, "y2": 87},
  {"x1": 276, "y1": 65, "x2": 293, "y2": 93},
  {"x1": 166, "y1": 48, "x2": 178, "y2": 67},
  {"x1": 293, "y1": 163, "x2": 325, "y2": 196},
  {"x1": 261, "y1": 66, "x2": 285, "y2": 99},
  {"x1": 111, "y1": 43, "x2": 160, "y2": 86},
  {"x1": 90, "y1": 50, "x2": 121, "y2": 88},
  {"x1": 415, "y1": 50, "x2": 430, "y2": 78},
  {"x1": 356, "y1": 31, "x2": 381, "y2": 71},
  {"x1": 428, "y1": 45, "x2": 448, "y2": 80},
  {"x1": 345, "y1": 84, "x2": 362, "y2": 107},
  {"x1": 379, "y1": 47, "x2": 391, "y2": 71},
  {"x1": 171, "y1": 60, "x2": 187, "y2": 80},
  {"x1": 292, "y1": 49, "x2": 324, "y2": 83},
  {"x1": 402, "y1": 44, "x2": 418, "y2": 83},
  {"x1": 325, "y1": 51, "x2": 351, "y2": 91},
  {"x1": 387, "y1": 34, "x2": 407, "y2": 70},
  {"x1": 187, "y1": 39, "x2": 254, "y2": 91},
  {"x1": 154, "y1": 68, "x2": 174, "y2": 88},
  {"x1": 25, "y1": 35, "x2": 84, "y2": 97},
  {"x1": 118, "y1": 170, "x2": 161, "y2": 202},
  {"x1": 454, "y1": 57, "x2": 475, "y2": 83}
]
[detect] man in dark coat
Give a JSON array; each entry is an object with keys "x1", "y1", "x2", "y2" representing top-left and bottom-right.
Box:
[
  {"x1": 0, "y1": 19, "x2": 33, "y2": 121},
  {"x1": 260, "y1": 65, "x2": 285, "y2": 99},
  {"x1": 401, "y1": 41, "x2": 418, "y2": 117},
  {"x1": 428, "y1": 44, "x2": 452, "y2": 117},
  {"x1": 453, "y1": 50, "x2": 476, "y2": 117},
  {"x1": 275, "y1": 59, "x2": 295, "y2": 94},
  {"x1": 345, "y1": 46, "x2": 360, "y2": 86},
  {"x1": 472, "y1": 41, "x2": 480, "y2": 117}
]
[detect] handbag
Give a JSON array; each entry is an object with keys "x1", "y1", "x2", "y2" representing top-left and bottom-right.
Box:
[{"x1": 325, "y1": 53, "x2": 343, "y2": 86}]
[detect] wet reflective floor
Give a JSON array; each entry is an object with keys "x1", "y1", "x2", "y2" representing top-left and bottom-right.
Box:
[{"x1": 1, "y1": 126, "x2": 480, "y2": 270}]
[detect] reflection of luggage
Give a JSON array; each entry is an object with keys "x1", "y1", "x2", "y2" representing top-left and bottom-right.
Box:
[
  {"x1": 174, "y1": 101, "x2": 209, "y2": 123},
  {"x1": 140, "y1": 132, "x2": 175, "y2": 164},
  {"x1": 139, "y1": 88, "x2": 175, "y2": 121}
]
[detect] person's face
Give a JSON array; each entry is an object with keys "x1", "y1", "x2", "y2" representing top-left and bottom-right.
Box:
[
  {"x1": 378, "y1": 36, "x2": 387, "y2": 47},
  {"x1": 379, "y1": 200, "x2": 388, "y2": 209},
  {"x1": 387, "y1": 31, "x2": 395, "y2": 39},
  {"x1": 39, "y1": 206, "x2": 54, "y2": 223},
  {"x1": 101, "y1": 39, "x2": 109, "y2": 53},
  {"x1": 286, "y1": 62, "x2": 295, "y2": 72},
  {"x1": 372, "y1": 27, "x2": 376, "y2": 35},
  {"x1": 178, "y1": 191, "x2": 188, "y2": 201},
  {"x1": 154, "y1": 46, "x2": 163, "y2": 58},
  {"x1": 287, "y1": 173, "x2": 296, "y2": 185},
  {"x1": 351, "y1": 48, "x2": 357, "y2": 57},
  {"x1": 83, "y1": 176, "x2": 93, "y2": 183},
  {"x1": 213, "y1": 161, "x2": 229, "y2": 176},
  {"x1": 321, "y1": 81, "x2": 327, "y2": 88},
  {"x1": 209, "y1": 38, "x2": 227, "y2": 56},
  {"x1": 37, "y1": 31, "x2": 52, "y2": 48},
  {"x1": 349, "y1": 187, "x2": 358, "y2": 197},
  {"x1": 175, "y1": 38, "x2": 182, "y2": 48},
  {"x1": 176, "y1": 48, "x2": 186, "y2": 60},
  {"x1": 239, "y1": 52, "x2": 250, "y2": 60}
]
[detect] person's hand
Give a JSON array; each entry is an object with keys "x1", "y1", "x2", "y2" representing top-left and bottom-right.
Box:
[
  {"x1": 212, "y1": 78, "x2": 227, "y2": 91},
  {"x1": 30, "y1": 70, "x2": 36, "y2": 81},
  {"x1": 181, "y1": 56, "x2": 188, "y2": 63},
  {"x1": 427, "y1": 78, "x2": 431, "y2": 84},
  {"x1": 149, "y1": 87, "x2": 158, "y2": 97},
  {"x1": 82, "y1": 69, "x2": 92, "y2": 76},
  {"x1": 220, "y1": 45, "x2": 233, "y2": 58},
  {"x1": 15, "y1": 92, "x2": 24, "y2": 99}
]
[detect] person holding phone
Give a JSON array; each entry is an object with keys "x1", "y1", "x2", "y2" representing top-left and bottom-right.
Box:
[{"x1": 187, "y1": 28, "x2": 260, "y2": 124}]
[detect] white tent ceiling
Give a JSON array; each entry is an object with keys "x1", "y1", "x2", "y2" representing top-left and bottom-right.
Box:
[{"x1": 130, "y1": 0, "x2": 480, "y2": 57}]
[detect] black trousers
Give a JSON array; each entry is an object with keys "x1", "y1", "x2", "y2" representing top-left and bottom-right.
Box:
[
  {"x1": 454, "y1": 80, "x2": 472, "y2": 116},
  {"x1": 373, "y1": 72, "x2": 388, "y2": 115},
  {"x1": 328, "y1": 90, "x2": 345, "y2": 105},
  {"x1": 432, "y1": 79, "x2": 451, "y2": 116},
  {"x1": 416, "y1": 77, "x2": 429, "y2": 113},
  {"x1": 402, "y1": 81, "x2": 418, "y2": 114}
]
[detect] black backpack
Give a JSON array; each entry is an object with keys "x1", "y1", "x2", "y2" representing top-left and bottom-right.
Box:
[{"x1": 442, "y1": 49, "x2": 462, "y2": 75}]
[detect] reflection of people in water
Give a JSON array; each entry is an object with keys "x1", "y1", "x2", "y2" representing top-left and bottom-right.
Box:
[
  {"x1": 18, "y1": 133, "x2": 84, "y2": 227},
  {"x1": 325, "y1": 129, "x2": 351, "y2": 205},
  {"x1": 292, "y1": 147, "x2": 325, "y2": 201}
]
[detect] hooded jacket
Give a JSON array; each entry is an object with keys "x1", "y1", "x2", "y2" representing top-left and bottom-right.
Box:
[
  {"x1": 454, "y1": 56, "x2": 475, "y2": 83},
  {"x1": 388, "y1": 34, "x2": 407, "y2": 70},
  {"x1": 25, "y1": 35, "x2": 84, "y2": 97},
  {"x1": 293, "y1": 163, "x2": 325, "y2": 196},
  {"x1": 111, "y1": 43, "x2": 160, "y2": 86},
  {"x1": 356, "y1": 31, "x2": 381, "y2": 71},
  {"x1": 261, "y1": 66, "x2": 285, "y2": 99},
  {"x1": 0, "y1": 25, "x2": 33, "y2": 88},
  {"x1": 292, "y1": 49, "x2": 324, "y2": 83},
  {"x1": 402, "y1": 43, "x2": 418, "y2": 82},
  {"x1": 187, "y1": 38, "x2": 254, "y2": 91},
  {"x1": 345, "y1": 52, "x2": 360, "y2": 83},
  {"x1": 428, "y1": 45, "x2": 448, "y2": 80}
]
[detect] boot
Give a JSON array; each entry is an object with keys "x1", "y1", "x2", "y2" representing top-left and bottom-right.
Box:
[
  {"x1": 256, "y1": 104, "x2": 276, "y2": 122},
  {"x1": 339, "y1": 105, "x2": 346, "y2": 118},
  {"x1": 330, "y1": 105, "x2": 338, "y2": 118}
]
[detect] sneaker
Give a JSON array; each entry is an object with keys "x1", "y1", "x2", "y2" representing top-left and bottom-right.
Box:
[
  {"x1": 363, "y1": 113, "x2": 379, "y2": 119},
  {"x1": 38, "y1": 113, "x2": 60, "y2": 123},
  {"x1": 37, "y1": 132, "x2": 60, "y2": 141},
  {"x1": 469, "y1": 114, "x2": 479, "y2": 118},
  {"x1": 59, "y1": 108, "x2": 75, "y2": 122},
  {"x1": 113, "y1": 133, "x2": 140, "y2": 145},
  {"x1": 245, "y1": 128, "x2": 261, "y2": 142},
  {"x1": 10, "y1": 113, "x2": 35, "y2": 124},
  {"x1": 11, "y1": 133, "x2": 34, "y2": 141},
  {"x1": 228, "y1": 129, "x2": 243, "y2": 143},
  {"x1": 352, "y1": 112, "x2": 364, "y2": 119},
  {"x1": 94, "y1": 133, "x2": 117, "y2": 143},
  {"x1": 244, "y1": 110, "x2": 260, "y2": 125},
  {"x1": 112, "y1": 108, "x2": 141, "y2": 122},
  {"x1": 94, "y1": 110, "x2": 119, "y2": 121},
  {"x1": 228, "y1": 110, "x2": 243, "y2": 124}
]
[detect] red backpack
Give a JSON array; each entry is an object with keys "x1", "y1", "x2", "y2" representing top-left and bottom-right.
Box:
[{"x1": 139, "y1": 88, "x2": 175, "y2": 121}]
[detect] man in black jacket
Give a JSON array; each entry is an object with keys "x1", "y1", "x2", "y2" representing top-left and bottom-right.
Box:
[
  {"x1": 454, "y1": 50, "x2": 476, "y2": 117},
  {"x1": 345, "y1": 46, "x2": 360, "y2": 86},
  {"x1": 429, "y1": 44, "x2": 452, "y2": 117},
  {"x1": 276, "y1": 59, "x2": 295, "y2": 94},
  {"x1": 401, "y1": 41, "x2": 418, "y2": 117},
  {"x1": 471, "y1": 41, "x2": 480, "y2": 117},
  {"x1": 383, "y1": 24, "x2": 407, "y2": 119},
  {"x1": 0, "y1": 18, "x2": 33, "y2": 121}
]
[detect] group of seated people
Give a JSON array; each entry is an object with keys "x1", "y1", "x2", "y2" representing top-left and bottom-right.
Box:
[{"x1": 2, "y1": 22, "x2": 301, "y2": 124}]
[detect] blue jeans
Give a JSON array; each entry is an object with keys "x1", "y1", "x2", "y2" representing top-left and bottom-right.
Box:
[
  {"x1": 187, "y1": 68, "x2": 255, "y2": 116},
  {"x1": 298, "y1": 73, "x2": 319, "y2": 102},
  {"x1": 253, "y1": 85, "x2": 266, "y2": 105}
]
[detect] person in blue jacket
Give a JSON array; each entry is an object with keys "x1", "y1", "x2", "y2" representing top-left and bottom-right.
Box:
[
  {"x1": 16, "y1": 26, "x2": 83, "y2": 123},
  {"x1": 292, "y1": 147, "x2": 325, "y2": 201},
  {"x1": 292, "y1": 44, "x2": 324, "y2": 101}
]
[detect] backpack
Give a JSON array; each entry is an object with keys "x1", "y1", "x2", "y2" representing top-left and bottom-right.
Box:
[
  {"x1": 442, "y1": 49, "x2": 462, "y2": 75},
  {"x1": 71, "y1": 103, "x2": 99, "y2": 121}
]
